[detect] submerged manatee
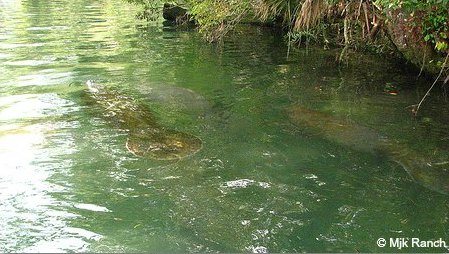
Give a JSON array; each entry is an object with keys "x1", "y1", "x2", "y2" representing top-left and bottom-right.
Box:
[
  {"x1": 137, "y1": 84, "x2": 210, "y2": 115},
  {"x1": 288, "y1": 105, "x2": 449, "y2": 195},
  {"x1": 85, "y1": 80, "x2": 202, "y2": 160}
]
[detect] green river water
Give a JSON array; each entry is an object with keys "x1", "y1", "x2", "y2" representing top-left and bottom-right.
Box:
[{"x1": 1, "y1": 0, "x2": 449, "y2": 252}]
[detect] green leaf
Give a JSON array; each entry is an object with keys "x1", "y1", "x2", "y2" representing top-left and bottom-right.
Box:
[{"x1": 435, "y1": 41, "x2": 448, "y2": 51}]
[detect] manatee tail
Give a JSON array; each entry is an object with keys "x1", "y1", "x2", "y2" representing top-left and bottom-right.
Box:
[
  {"x1": 394, "y1": 154, "x2": 449, "y2": 195},
  {"x1": 384, "y1": 140, "x2": 449, "y2": 195},
  {"x1": 125, "y1": 128, "x2": 202, "y2": 161}
]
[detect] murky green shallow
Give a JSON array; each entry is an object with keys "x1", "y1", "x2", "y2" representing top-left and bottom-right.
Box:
[{"x1": 1, "y1": 0, "x2": 449, "y2": 252}]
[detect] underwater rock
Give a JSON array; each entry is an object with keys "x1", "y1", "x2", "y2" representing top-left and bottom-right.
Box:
[
  {"x1": 288, "y1": 105, "x2": 449, "y2": 195},
  {"x1": 85, "y1": 80, "x2": 202, "y2": 160}
]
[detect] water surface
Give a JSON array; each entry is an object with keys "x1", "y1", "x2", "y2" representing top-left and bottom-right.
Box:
[{"x1": 1, "y1": 0, "x2": 448, "y2": 252}]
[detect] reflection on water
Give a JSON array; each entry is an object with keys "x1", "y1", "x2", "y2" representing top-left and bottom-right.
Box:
[
  {"x1": 1, "y1": 0, "x2": 449, "y2": 252},
  {"x1": 0, "y1": 84, "x2": 87, "y2": 252}
]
